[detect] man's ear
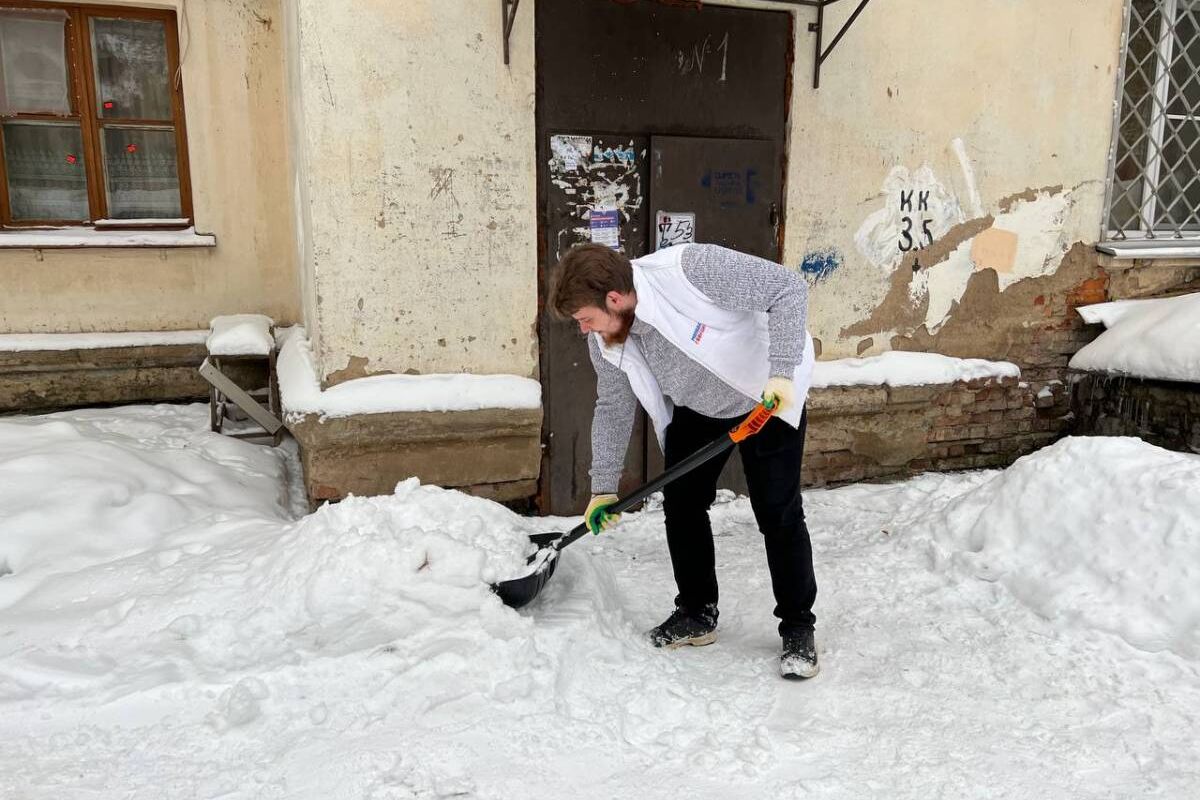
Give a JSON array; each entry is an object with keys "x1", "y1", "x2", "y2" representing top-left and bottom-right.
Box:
[{"x1": 605, "y1": 290, "x2": 624, "y2": 311}]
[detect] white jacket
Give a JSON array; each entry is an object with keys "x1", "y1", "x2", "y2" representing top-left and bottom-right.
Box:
[{"x1": 595, "y1": 245, "x2": 815, "y2": 450}]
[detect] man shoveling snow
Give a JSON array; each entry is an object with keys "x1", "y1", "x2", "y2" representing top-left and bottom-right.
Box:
[{"x1": 549, "y1": 241, "x2": 820, "y2": 679}]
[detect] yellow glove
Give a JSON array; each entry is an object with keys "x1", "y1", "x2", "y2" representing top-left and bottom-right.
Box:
[
  {"x1": 762, "y1": 376, "x2": 795, "y2": 414},
  {"x1": 584, "y1": 493, "x2": 621, "y2": 535}
]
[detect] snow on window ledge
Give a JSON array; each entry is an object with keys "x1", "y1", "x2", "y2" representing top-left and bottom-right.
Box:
[{"x1": 0, "y1": 226, "x2": 216, "y2": 248}]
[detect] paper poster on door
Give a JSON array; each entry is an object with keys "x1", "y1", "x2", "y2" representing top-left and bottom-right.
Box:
[
  {"x1": 590, "y1": 208, "x2": 621, "y2": 250},
  {"x1": 656, "y1": 211, "x2": 696, "y2": 250},
  {"x1": 550, "y1": 134, "x2": 592, "y2": 172}
]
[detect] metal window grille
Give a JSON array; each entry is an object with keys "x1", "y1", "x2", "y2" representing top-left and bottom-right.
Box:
[{"x1": 1105, "y1": 0, "x2": 1200, "y2": 239}]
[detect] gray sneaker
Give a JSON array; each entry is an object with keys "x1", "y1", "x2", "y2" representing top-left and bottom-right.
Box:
[
  {"x1": 648, "y1": 604, "x2": 718, "y2": 649},
  {"x1": 781, "y1": 629, "x2": 819, "y2": 679}
]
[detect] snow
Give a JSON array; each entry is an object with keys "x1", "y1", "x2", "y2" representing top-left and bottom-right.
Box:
[
  {"x1": 278, "y1": 327, "x2": 542, "y2": 418},
  {"x1": 0, "y1": 329, "x2": 208, "y2": 352},
  {"x1": 921, "y1": 436, "x2": 1200, "y2": 658},
  {"x1": 0, "y1": 226, "x2": 216, "y2": 248},
  {"x1": 206, "y1": 314, "x2": 275, "y2": 356},
  {"x1": 1, "y1": 404, "x2": 1198, "y2": 798},
  {"x1": 1070, "y1": 292, "x2": 1200, "y2": 382},
  {"x1": 813, "y1": 350, "x2": 1020, "y2": 388}
]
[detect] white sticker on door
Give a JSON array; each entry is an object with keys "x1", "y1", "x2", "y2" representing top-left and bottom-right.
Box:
[
  {"x1": 589, "y1": 208, "x2": 621, "y2": 249},
  {"x1": 656, "y1": 211, "x2": 696, "y2": 250}
]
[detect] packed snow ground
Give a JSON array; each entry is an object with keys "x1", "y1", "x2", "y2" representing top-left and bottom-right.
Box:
[{"x1": 1, "y1": 404, "x2": 1198, "y2": 799}]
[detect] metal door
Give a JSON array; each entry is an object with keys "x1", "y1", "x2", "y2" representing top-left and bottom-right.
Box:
[
  {"x1": 647, "y1": 135, "x2": 783, "y2": 492},
  {"x1": 541, "y1": 133, "x2": 651, "y2": 515},
  {"x1": 536, "y1": 0, "x2": 793, "y2": 514},
  {"x1": 650, "y1": 136, "x2": 781, "y2": 260}
]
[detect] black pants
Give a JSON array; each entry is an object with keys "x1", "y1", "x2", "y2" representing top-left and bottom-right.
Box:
[{"x1": 661, "y1": 404, "x2": 817, "y2": 637}]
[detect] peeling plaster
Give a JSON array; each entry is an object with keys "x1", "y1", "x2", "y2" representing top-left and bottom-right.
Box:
[
  {"x1": 998, "y1": 185, "x2": 1065, "y2": 212},
  {"x1": 842, "y1": 216, "x2": 993, "y2": 339}
]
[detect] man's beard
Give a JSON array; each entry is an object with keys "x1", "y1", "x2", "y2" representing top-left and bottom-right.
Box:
[{"x1": 602, "y1": 307, "x2": 636, "y2": 346}]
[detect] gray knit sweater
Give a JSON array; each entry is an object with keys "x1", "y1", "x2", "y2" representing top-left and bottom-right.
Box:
[{"x1": 587, "y1": 243, "x2": 809, "y2": 494}]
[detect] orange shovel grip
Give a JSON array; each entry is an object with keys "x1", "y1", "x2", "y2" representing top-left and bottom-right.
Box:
[{"x1": 729, "y1": 402, "x2": 775, "y2": 443}]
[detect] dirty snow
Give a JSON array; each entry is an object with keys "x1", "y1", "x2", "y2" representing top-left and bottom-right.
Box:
[
  {"x1": 277, "y1": 327, "x2": 542, "y2": 419},
  {"x1": 1, "y1": 404, "x2": 1198, "y2": 798},
  {"x1": 1070, "y1": 292, "x2": 1200, "y2": 382}
]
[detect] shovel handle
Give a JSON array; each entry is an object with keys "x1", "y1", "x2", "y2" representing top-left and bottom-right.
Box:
[
  {"x1": 553, "y1": 402, "x2": 776, "y2": 552},
  {"x1": 729, "y1": 401, "x2": 775, "y2": 443}
]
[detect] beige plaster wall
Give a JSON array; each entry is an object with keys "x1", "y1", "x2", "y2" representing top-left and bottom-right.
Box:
[
  {"x1": 0, "y1": 0, "x2": 300, "y2": 333},
  {"x1": 289, "y1": 0, "x2": 1127, "y2": 382},
  {"x1": 289, "y1": 0, "x2": 538, "y2": 385},
  {"x1": 775, "y1": 0, "x2": 1126, "y2": 357}
]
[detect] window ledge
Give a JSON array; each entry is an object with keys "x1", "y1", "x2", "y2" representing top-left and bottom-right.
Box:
[
  {"x1": 0, "y1": 226, "x2": 216, "y2": 249},
  {"x1": 1096, "y1": 239, "x2": 1200, "y2": 270},
  {"x1": 1096, "y1": 239, "x2": 1200, "y2": 259}
]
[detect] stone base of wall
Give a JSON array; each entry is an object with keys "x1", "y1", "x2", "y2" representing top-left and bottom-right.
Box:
[
  {"x1": 288, "y1": 407, "x2": 542, "y2": 507},
  {"x1": 0, "y1": 344, "x2": 220, "y2": 413},
  {"x1": 802, "y1": 376, "x2": 1070, "y2": 487},
  {"x1": 1070, "y1": 371, "x2": 1200, "y2": 454}
]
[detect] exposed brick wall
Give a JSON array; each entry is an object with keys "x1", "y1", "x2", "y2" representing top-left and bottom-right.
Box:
[
  {"x1": 1070, "y1": 372, "x2": 1200, "y2": 455},
  {"x1": 802, "y1": 376, "x2": 1070, "y2": 487}
]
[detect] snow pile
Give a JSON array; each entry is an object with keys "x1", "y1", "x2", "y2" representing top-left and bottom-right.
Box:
[
  {"x1": 2, "y1": 406, "x2": 1199, "y2": 797},
  {"x1": 812, "y1": 351, "x2": 1020, "y2": 388},
  {"x1": 0, "y1": 406, "x2": 290, "y2": 601},
  {"x1": 277, "y1": 327, "x2": 542, "y2": 418},
  {"x1": 0, "y1": 329, "x2": 207, "y2": 352},
  {"x1": 1070, "y1": 291, "x2": 1200, "y2": 381},
  {"x1": 0, "y1": 408, "x2": 544, "y2": 703},
  {"x1": 206, "y1": 314, "x2": 274, "y2": 356},
  {"x1": 919, "y1": 436, "x2": 1200, "y2": 658}
]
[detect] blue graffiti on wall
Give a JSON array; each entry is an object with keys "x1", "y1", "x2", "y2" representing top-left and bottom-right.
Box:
[{"x1": 799, "y1": 249, "x2": 842, "y2": 283}]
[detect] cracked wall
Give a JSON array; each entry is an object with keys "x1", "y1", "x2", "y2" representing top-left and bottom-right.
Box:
[
  {"x1": 289, "y1": 1, "x2": 537, "y2": 386},
  {"x1": 780, "y1": 0, "x2": 1127, "y2": 361}
]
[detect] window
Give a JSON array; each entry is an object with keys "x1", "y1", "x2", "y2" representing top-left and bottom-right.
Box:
[
  {"x1": 1106, "y1": 0, "x2": 1200, "y2": 240},
  {"x1": 0, "y1": 2, "x2": 190, "y2": 227}
]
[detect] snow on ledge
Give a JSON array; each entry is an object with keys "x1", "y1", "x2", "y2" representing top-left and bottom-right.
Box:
[
  {"x1": 0, "y1": 226, "x2": 216, "y2": 248},
  {"x1": 812, "y1": 351, "x2": 1020, "y2": 389},
  {"x1": 277, "y1": 328, "x2": 542, "y2": 419},
  {"x1": 207, "y1": 314, "x2": 274, "y2": 357},
  {"x1": 0, "y1": 329, "x2": 208, "y2": 352},
  {"x1": 1069, "y1": 292, "x2": 1200, "y2": 382}
]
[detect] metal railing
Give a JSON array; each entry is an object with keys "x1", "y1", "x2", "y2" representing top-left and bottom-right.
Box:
[{"x1": 1105, "y1": 0, "x2": 1200, "y2": 239}]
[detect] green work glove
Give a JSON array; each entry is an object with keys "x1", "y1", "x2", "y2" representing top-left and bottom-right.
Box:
[{"x1": 584, "y1": 493, "x2": 621, "y2": 535}]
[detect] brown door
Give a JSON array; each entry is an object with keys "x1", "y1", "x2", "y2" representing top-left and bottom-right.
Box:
[
  {"x1": 536, "y1": 0, "x2": 793, "y2": 514},
  {"x1": 650, "y1": 136, "x2": 781, "y2": 261},
  {"x1": 541, "y1": 133, "x2": 651, "y2": 515},
  {"x1": 645, "y1": 135, "x2": 783, "y2": 492}
]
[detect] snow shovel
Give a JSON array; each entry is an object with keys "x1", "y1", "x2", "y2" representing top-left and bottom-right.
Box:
[{"x1": 493, "y1": 401, "x2": 777, "y2": 608}]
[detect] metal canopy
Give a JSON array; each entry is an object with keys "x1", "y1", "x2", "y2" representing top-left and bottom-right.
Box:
[
  {"x1": 503, "y1": 0, "x2": 871, "y2": 89},
  {"x1": 768, "y1": 0, "x2": 873, "y2": 88}
]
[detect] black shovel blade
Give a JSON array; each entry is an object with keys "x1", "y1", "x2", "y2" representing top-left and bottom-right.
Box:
[{"x1": 492, "y1": 545, "x2": 560, "y2": 608}]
